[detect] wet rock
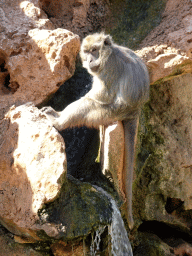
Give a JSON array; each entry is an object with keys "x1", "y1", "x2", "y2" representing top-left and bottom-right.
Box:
[
  {"x1": 39, "y1": 176, "x2": 112, "y2": 240},
  {"x1": 0, "y1": 103, "x2": 113, "y2": 245},
  {"x1": 134, "y1": 232, "x2": 174, "y2": 256}
]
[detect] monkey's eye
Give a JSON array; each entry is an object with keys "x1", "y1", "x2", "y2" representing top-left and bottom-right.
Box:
[
  {"x1": 104, "y1": 37, "x2": 111, "y2": 46},
  {"x1": 91, "y1": 47, "x2": 98, "y2": 53}
]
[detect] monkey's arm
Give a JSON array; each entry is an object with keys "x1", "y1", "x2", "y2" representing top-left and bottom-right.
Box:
[{"x1": 123, "y1": 118, "x2": 139, "y2": 230}]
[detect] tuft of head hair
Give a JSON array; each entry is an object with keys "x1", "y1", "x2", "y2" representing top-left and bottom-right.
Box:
[{"x1": 81, "y1": 33, "x2": 113, "y2": 51}]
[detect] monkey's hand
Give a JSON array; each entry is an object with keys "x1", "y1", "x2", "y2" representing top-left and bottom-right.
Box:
[{"x1": 41, "y1": 106, "x2": 62, "y2": 130}]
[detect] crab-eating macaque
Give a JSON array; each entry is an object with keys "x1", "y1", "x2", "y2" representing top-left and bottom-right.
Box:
[{"x1": 42, "y1": 33, "x2": 150, "y2": 229}]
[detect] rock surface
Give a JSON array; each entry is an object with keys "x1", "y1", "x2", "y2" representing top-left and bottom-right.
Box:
[
  {"x1": 0, "y1": 0, "x2": 80, "y2": 119},
  {"x1": 137, "y1": 0, "x2": 192, "y2": 83},
  {"x1": 97, "y1": 0, "x2": 192, "y2": 254},
  {"x1": 0, "y1": 103, "x2": 115, "y2": 248},
  {"x1": 50, "y1": 240, "x2": 89, "y2": 256},
  {"x1": 101, "y1": 122, "x2": 125, "y2": 202},
  {"x1": 40, "y1": 0, "x2": 108, "y2": 37},
  {"x1": 135, "y1": 70, "x2": 192, "y2": 223},
  {"x1": 0, "y1": 103, "x2": 67, "y2": 240},
  {"x1": 0, "y1": 225, "x2": 43, "y2": 256}
]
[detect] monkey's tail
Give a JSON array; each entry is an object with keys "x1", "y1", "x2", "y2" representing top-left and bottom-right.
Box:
[{"x1": 123, "y1": 117, "x2": 139, "y2": 230}]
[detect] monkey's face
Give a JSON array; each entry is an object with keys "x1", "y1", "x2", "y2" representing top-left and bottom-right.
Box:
[
  {"x1": 81, "y1": 44, "x2": 100, "y2": 73},
  {"x1": 80, "y1": 33, "x2": 112, "y2": 75}
]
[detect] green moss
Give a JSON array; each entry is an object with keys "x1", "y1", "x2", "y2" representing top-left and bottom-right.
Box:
[
  {"x1": 134, "y1": 232, "x2": 172, "y2": 256},
  {"x1": 38, "y1": 177, "x2": 113, "y2": 241},
  {"x1": 136, "y1": 102, "x2": 164, "y2": 178},
  {"x1": 107, "y1": 0, "x2": 166, "y2": 48},
  {"x1": 132, "y1": 66, "x2": 192, "y2": 226},
  {"x1": 132, "y1": 90, "x2": 166, "y2": 224}
]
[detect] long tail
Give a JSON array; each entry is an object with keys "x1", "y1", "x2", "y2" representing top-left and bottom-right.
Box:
[{"x1": 123, "y1": 118, "x2": 139, "y2": 229}]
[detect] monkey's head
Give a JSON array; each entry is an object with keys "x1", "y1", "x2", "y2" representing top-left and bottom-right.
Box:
[{"x1": 80, "y1": 33, "x2": 113, "y2": 75}]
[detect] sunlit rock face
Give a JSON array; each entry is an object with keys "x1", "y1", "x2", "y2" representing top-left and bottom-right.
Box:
[
  {"x1": 137, "y1": 0, "x2": 191, "y2": 84},
  {"x1": 100, "y1": 121, "x2": 126, "y2": 202},
  {"x1": 0, "y1": 103, "x2": 67, "y2": 240},
  {"x1": 0, "y1": 0, "x2": 80, "y2": 119}
]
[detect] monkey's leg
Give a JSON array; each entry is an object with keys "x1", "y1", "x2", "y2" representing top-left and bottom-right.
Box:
[
  {"x1": 46, "y1": 97, "x2": 113, "y2": 130},
  {"x1": 123, "y1": 118, "x2": 139, "y2": 229},
  {"x1": 99, "y1": 125, "x2": 105, "y2": 164}
]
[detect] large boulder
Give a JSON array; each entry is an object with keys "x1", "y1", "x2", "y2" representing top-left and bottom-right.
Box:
[
  {"x1": 0, "y1": 103, "x2": 67, "y2": 240},
  {"x1": 0, "y1": 104, "x2": 122, "y2": 253},
  {"x1": 0, "y1": 0, "x2": 80, "y2": 119},
  {"x1": 101, "y1": 122, "x2": 125, "y2": 202},
  {"x1": 134, "y1": 70, "x2": 192, "y2": 225}
]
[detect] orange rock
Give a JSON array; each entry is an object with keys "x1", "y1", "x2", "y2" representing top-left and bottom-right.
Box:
[
  {"x1": 137, "y1": 0, "x2": 192, "y2": 83},
  {"x1": 0, "y1": 0, "x2": 80, "y2": 118},
  {"x1": 0, "y1": 103, "x2": 67, "y2": 240}
]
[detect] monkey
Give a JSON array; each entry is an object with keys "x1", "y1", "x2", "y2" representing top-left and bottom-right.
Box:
[{"x1": 41, "y1": 33, "x2": 150, "y2": 229}]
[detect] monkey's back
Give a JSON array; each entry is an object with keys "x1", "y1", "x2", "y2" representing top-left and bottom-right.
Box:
[{"x1": 112, "y1": 45, "x2": 149, "y2": 108}]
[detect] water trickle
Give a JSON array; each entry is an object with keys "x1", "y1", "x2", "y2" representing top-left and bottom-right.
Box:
[
  {"x1": 90, "y1": 226, "x2": 106, "y2": 255},
  {"x1": 94, "y1": 186, "x2": 133, "y2": 256}
]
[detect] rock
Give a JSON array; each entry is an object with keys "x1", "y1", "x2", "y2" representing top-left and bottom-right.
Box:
[
  {"x1": 99, "y1": 0, "x2": 192, "y2": 225},
  {"x1": 0, "y1": 0, "x2": 80, "y2": 119},
  {"x1": 0, "y1": 103, "x2": 67, "y2": 240},
  {"x1": 39, "y1": 176, "x2": 112, "y2": 241},
  {"x1": 134, "y1": 232, "x2": 174, "y2": 256},
  {"x1": 40, "y1": 0, "x2": 91, "y2": 29},
  {"x1": 72, "y1": 0, "x2": 91, "y2": 31},
  {"x1": 51, "y1": 240, "x2": 89, "y2": 256},
  {"x1": 174, "y1": 243, "x2": 192, "y2": 256},
  {"x1": 133, "y1": 68, "x2": 192, "y2": 230},
  {"x1": 100, "y1": 122, "x2": 126, "y2": 202},
  {"x1": 0, "y1": 104, "x2": 113, "y2": 243},
  {"x1": 0, "y1": 225, "x2": 43, "y2": 256},
  {"x1": 39, "y1": 0, "x2": 108, "y2": 37},
  {"x1": 137, "y1": 0, "x2": 192, "y2": 83},
  {"x1": 140, "y1": 48, "x2": 188, "y2": 84}
]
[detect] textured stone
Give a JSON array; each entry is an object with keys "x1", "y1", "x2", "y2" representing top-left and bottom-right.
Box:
[
  {"x1": 0, "y1": 0, "x2": 80, "y2": 118},
  {"x1": 0, "y1": 225, "x2": 43, "y2": 256},
  {"x1": 0, "y1": 103, "x2": 67, "y2": 240},
  {"x1": 51, "y1": 240, "x2": 89, "y2": 256},
  {"x1": 137, "y1": 0, "x2": 192, "y2": 83},
  {"x1": 134, "y1": 71, "x2": 192, "y2": 231},
  {"x1": 174, "y1": 243, "x2": 192, "y2": 256},
  {"x1": 101, "y1": 122, "x2": 125, "y2": 201}
]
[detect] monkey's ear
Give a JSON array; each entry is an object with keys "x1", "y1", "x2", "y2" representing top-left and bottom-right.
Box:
[{"x1": 103, "y1": 35, "x2": 112, "y2": 46}]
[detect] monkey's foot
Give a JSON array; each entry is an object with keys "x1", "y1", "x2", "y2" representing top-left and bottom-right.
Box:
[
  {"x1": 41, "y1": 106, "x2": 60, "y2": 118},
  {"x1": 41, "y1": 106, "x2": 62, "y2": 129}
]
